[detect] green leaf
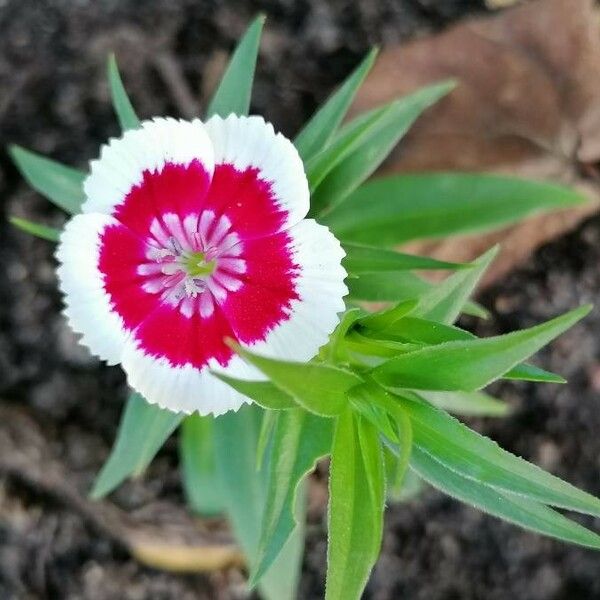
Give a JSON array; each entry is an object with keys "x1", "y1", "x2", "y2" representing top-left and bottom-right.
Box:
[
  {"x1": 9, "y1": 216, "x2": 60, "y2": 242},
  {"x1": 206, "y1": 15, "x2": 265, "y2": 118},
  {"x1": 326, "y1": 409, "x2": 384, "y2": 600},
  {"x1": 504, "y1": 363, "x2": 566, "y2": 384},
  {"x1": 323, "y1": 308, "x2": 365, "y2": 364},
  {"x1": 411, "y1": 447, "x2": 600, "y2": 550},
  {"x1": 401, "y1": 394, "x2": 600, "y2": 517},
  {"x1": 413, "y1": 246, "x2": 497, "y2": 324},
  {"x1": 342, "y1": 243, "x2": 466, "y2": 274},
  {"x1": 356, "y1": 416, "x2": 385, "y2": 556},
  {"x1": 372, "y1": 305, "x2": 591, "y2": 391},
  {"x1": 251, "y1": 409, "x2": 332, "y2": 585},
  {"x1": 211, "y1": 373, "x2": 297, "y2": 410},
  {"x1": 357, "y1": 299, "x2": 419, "y2": 333},
  {"x1": 364, "y1": 315, "x2": 565, "y2": 384},
  {"x1": 256, "y1": 410, "x2": 279, "y2": 470},
  {"x1": 232, "y1": 342, "x2": 362, "y2": 417},
  {"x1": 91, "y1": 393, "x2": 183, "y2": 499},
  {"x1": 108, "y1": 54, "x2": 141, "y2": 131},
  {"x1": 420, "y1": 390, "x2": 510, "y2": 417},
  {"x1": 385, "y1": 459, "x2": 424, "y2": 502},
  {"x1": 322, "y1": 172, "x2": 587, "y2": 246},
  {"x1": 179, "y1": 415, "x2": 225, "y2": 516},
  {"x1": 9, "y1": 145, "x2": 86, "y2": 215},
  {"x1": 295, "y1": 49, "x2": 377, "y2": 161},
  {"x1": 347, "y1": 271, "x2": 431, "y2": 302},
  {"x1": 214, "y1": 405, "x2": 304, "y2": 600},
  {"x1": 306, "y1": 103, "x2": 393, "y2": 192},
  {"x1": 311, "y1": 80, "x2": 455, "y2": 216}
]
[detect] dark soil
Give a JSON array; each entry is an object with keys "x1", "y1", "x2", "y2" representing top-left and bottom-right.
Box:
[{"x1": 2, "y1": 0, "x2": 600, "y2": 599}]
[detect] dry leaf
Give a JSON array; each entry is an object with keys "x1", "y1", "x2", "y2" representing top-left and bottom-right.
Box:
[{"x1": 350, "y1": 0, "x2": 600, "y2": 287}]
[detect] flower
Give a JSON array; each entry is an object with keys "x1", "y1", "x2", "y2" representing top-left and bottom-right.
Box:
[{"x1": 56, "y1": 115, "x2": 348, "y2": 415}]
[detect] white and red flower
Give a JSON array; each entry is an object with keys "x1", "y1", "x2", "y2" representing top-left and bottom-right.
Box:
[{"x1": 56, "y1": 115, "x2": 348, "y2": 415}]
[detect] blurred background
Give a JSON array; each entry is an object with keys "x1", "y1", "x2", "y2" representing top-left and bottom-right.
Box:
[{"x1": 2, "y1": 0, "x2": 600, "y2": 598}]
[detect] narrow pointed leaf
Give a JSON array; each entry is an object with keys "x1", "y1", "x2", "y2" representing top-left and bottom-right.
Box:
[
  {"x1": 251, "y1": 410, "x2": 332, "y2": 585},
  {"x1": 211, "y1": 372, "x2": 297, "y2": 410},
  {"x1": 401, "y1": 394, "x2": 600, "y2": 517},
  {"x1": 180, "y1": 415, "x2": 225, "y2": 516},
  {"x1": 206, "y1": 15, "x2": 265, "y2": 118},
  {"x1": 420, "y1": 390, "x2": 510, "y2": 417},
  {"x1": 372, "y1": 305, "x2": 590, "y2": 391},
  {"x1": 347, "y1": 270, "x2": 431, "y2": 302},
  {"x1": 364, "y1": 315, "x2": 565, "y2": 383},
  {"x1": 91, "y1": 393, "x2": 183, "y2": 499},
  {"x1": 357, "y1": 299, "x2": 419, "y2": 332},
  {"x1": 411, "y1": 448, "x2": 600, "y2": 550},
  {"x1": 356, "y1": 417, "x2": 385, "y2": 557},
  {"x1": 312, "y1": 80, "x2": 455, "y2": 216},
  {"x1": 326, "y1": 409, "x2": 383, "y2": 600},
  {"x1": 9, "y1": 145, "x2": 85, "y2": 214},
  {"x1": 9, "y1": 216, "x2": 60, "y2": 242},
  {"x1": 306, "y1": 103, "x2": 392, "y2": 192},
  {"x1": 108, "y1": 54, "x2": 140, "y2": 131},
  {"x1": 232, "y1": 343, "x2": 362, "y2": 417},
  {"x1": 414, "y1": 246, "x2": 497, "y2": 324},
  {"x1": 295, "y1": 49, "x2": 377, "y2": 161},
  {"x1": 214, "y1": 405, "x2": 304, "y2": 600},
  {"x1": 342, "y1": 243, "x2": 466, "y2": 274},
  {"x1": 323, "y1": 172, "x2": 586, "y2": 246}
]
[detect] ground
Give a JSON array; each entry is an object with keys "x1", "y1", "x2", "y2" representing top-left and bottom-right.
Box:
[{"x1": 1, "y1": 1, "x2": 600, "y2": 598}]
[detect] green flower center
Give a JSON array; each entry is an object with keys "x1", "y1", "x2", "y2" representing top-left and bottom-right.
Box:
[{"x1": 184, "y1": 251, "x2": 216, "y2": 278}]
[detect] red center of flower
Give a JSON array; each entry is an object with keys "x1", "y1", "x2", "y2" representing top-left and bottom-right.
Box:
[{"x1": 98, "y1": 161, "x2": 300, "y2": 369}]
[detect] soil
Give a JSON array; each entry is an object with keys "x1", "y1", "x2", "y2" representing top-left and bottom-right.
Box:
[{"x1": 2, "y1": 1, "x2": 600, "y2": 599}]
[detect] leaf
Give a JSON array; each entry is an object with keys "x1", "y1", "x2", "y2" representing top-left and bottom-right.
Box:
[
  {"x1": 323, "y1": 173, "x2": 586, "y2": 246},
  {"x1": 372, "y1": 305, "x2": 590, "y2": 390},
  {"x1": 347, "y1": 271, "x2": 431, "y2": 303},
  {"x1": 251, "y1": 410, "x2": 332, "y2": 585},
  {"x1": 420, "y1": 390, "x2": 510, "y2": 417},
  {"x1": 326, "y1": 409, "x2": 383, "y2": 600},
  {"x1": 357, "y1": 299, "x2": 419, "y2": 332},
  {"x1": 108, "y1": 54, "x2": 141, "y2": 131},
  {"x1": 400, "y1": 393, "x2": 600, "y2": 517},
  {"x1": 295, "y1": 48, "x2": 377, "y2": 161},
  {"x1": 9, "y1": 145, "x2": 86, "y2": 215},
  {"x1": 231, "y1": 342, "x2": 362, "y2": 417},
  {"x1": 211, "y1": 373, "x2": 297, "y2": 410},
  {"x1": 363, "y1": 315, "x2": 565, "y2": 384},
  {"x1": 91, "y1": 393, "x2": 183, "y2": 499},
  {"x1": 214, "y1": 405, "x2": 304, "y2": 600},
  {"x1": 9, "y1": 216, "x2": 60, "y2": 242},
  {"x1": 385, "y1": 459, "x2": 424, "y2": 502},
  {"x1": 323, "y1": 308, "x2": 365, "y2": 364},
  {"x1": 342, "y1": 242, "x2": 466, "y2": 274},
  {"x1": 205, "y1": 15, "x2": 265, "y2": 118},
  {"x1": 411, "y1": 447, "x2": 600, "y2": 550},
  {"x1": 311, "y1": 81, "x2": 455, "y2": 216},
  {"x1": 180, "y1": 415, "x2": 225, "y2": 516},
  {"x1": 306, "y1": 103, "x2": 393, "y2": 192},
  {"x1": 413, "y1": 246, "x2": 497, "y2": 324},
  {"x1": 256, "y1": 410, "x2": 279, "y2": 470}
]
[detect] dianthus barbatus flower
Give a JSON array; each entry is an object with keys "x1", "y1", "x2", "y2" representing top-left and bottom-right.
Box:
[{"x1": 56, "y1": 115, "x2": 348, "y2": 415}]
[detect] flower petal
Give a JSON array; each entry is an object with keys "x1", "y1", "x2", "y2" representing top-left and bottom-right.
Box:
[
  {"x1": 83, "y1": 118, "x2": 215, "y2": 230},
  {"x1": 56, "y1": 213, "x2": 131, "y2": 364},
  {"x1": 120, "y1": 339, "x2": 256, "y2": 416},
  {"x1": 204, "y1": 114, "x2": 309, "y2": 236},
  {"x1": 216, "y1": 219, "x2": 348, "y2": 371}
]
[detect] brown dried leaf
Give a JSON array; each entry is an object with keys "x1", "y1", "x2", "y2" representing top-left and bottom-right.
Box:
[{"x1": 350, "y1": 0, "x2": 600, "y2": 287}]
